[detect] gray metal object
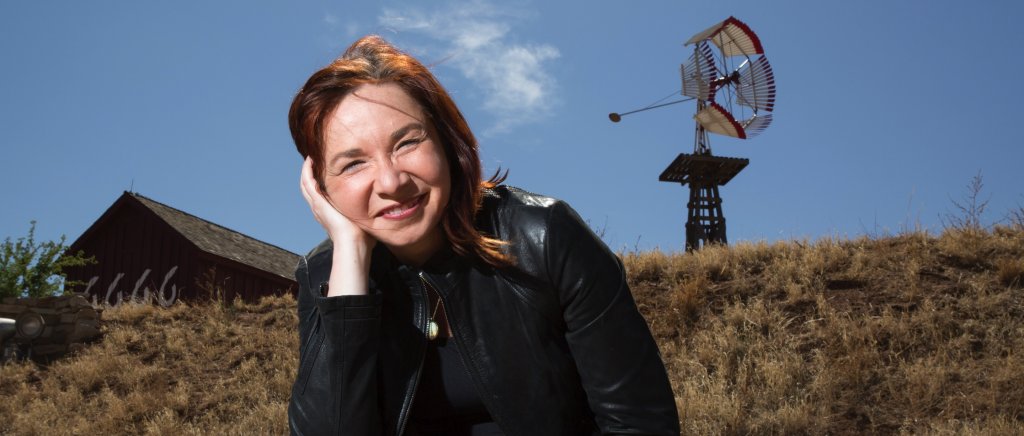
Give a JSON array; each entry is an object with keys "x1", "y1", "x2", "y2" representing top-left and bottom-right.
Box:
[
  {"x1": 16, "y1": 312, "x2": 44, "y2": 340},
  {"x1": 1, "y1": 317, "x2": 17, "y2": 362},
  {"x1": 0, "y1": 317, "x2": 14, "y2": 342}
]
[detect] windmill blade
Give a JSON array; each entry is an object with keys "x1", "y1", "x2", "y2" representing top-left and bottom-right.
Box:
[
  {"x1": 740, "y1": 113, "x2": 773, "y2": 138},
  {"x1": 685, "y1": 16, "x2": 765, "y2": 57},
  {"x1": 680, "y1": 41, "x2": 717, "y2": 101},
  {"x1": 735, "y1": 55, "x2": 776, "y2": 112},
  {"x1": 694, "y1": 102, "x2": 746, "y2": 139}
]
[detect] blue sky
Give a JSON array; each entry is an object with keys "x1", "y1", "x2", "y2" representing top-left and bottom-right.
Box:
[{"x1": 2, "y1": 1, "x2": 1022, "y2": 256}]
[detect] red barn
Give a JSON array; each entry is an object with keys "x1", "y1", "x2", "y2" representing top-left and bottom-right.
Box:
[{"x1": 64, "y1": 192, "x2": 301, "y2": 306}]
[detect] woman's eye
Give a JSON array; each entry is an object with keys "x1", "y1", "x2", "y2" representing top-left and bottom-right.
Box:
[
  {"x1": 398, "y1": 136, "x2": 425, "y2": 150},
  {"x1": 339, "y1": 160, "x2": 364, "y2": 174}
]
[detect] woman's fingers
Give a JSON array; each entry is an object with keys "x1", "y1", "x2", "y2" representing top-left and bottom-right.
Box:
[
  {"x1": 301, "y1": 157, "x2": 333, "y2": 221},
  {"x1": 300, "y1": 157, "x2": 330, "y2": 226},
  {"x1": 300, "y1": 157, "x2": 317, "y2": 206}
]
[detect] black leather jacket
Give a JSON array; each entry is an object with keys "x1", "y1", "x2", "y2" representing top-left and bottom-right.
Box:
[{"x1": 288, "y1": 186, "x2": 679, "y2": 435}]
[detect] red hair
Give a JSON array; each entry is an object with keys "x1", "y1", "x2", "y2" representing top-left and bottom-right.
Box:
[{"x1": 288, "y1": 35, "x2": 511, "y2": 268}]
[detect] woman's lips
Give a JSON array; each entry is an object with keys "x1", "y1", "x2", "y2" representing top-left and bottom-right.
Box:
[{"x1": 378, "y1": 194, "x2": 425, "y2": 220}]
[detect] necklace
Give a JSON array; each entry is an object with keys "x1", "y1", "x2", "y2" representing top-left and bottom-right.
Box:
[
  {"x1": 421, "y1": 276, "x2": 443, "y2": 340},
  {"x1": 427, "y1": 294, "x2": 442, "y2": 340}
]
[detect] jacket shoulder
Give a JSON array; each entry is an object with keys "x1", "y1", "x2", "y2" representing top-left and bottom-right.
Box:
[
  {"x1": 480, "y1": 185, "x2": 564, "y2": 239},
  {"x1": 304, "y1": 238, "x2": 334, "y2": 260},
  {"x1": 485, "y1": 185, "x2": 560, "y2": 209},
  {"x1": 296, "y1": 238, "x2": 333, "y2": 279},
  {"x1": 480, "y1": 185, "x2": 583, "y2": 276}
]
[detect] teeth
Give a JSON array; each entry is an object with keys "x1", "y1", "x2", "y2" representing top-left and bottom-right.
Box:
[{"x1": 383, "y1": 196, "x2": 419, "y2": 217}]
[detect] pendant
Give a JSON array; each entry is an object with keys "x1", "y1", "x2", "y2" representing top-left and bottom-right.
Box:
[{"x1": 427, "y1": 320, "x2": 439, "y2": 340}]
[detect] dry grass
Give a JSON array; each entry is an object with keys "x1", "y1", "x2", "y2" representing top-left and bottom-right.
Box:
[
  {"x1": 0, "y1": 296, "x2": 297, "y2": 435},
  {"x1": 628, "y1": 225, "x2": 1024, "y2": 435},
  {"x1": 2, "y1": 226, "x2": 1023, "y2": 434}
]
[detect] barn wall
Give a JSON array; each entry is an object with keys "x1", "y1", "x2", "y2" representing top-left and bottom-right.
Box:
[
  {"x1": 65, "y1": 203, "x2": 193, "y2": 306},
  {"x1": 195, "y1": 257, "x2": 296, "y2": 303}
]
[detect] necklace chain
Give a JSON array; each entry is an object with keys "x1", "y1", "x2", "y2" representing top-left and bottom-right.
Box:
[{"x1": 430, "y1": 290, "x2": 442, "y2": 319}]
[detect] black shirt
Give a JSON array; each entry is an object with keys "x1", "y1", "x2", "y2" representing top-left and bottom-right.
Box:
[{"x1": 409, "y1": 335, "x2": 503, "y2": 435}]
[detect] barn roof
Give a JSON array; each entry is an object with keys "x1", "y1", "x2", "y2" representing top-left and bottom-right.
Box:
[{"x1": 120, "y1": 193, "x2": 301, "y2": 280}]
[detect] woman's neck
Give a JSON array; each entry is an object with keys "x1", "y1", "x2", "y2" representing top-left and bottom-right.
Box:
[{"x1": 388, "y1": 227, "x2": 445, "y2": 268}]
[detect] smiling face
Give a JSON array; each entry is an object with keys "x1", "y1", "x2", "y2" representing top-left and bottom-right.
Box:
[{"x1": 321, "y1": 83, "x2": 451, "y2": 265}]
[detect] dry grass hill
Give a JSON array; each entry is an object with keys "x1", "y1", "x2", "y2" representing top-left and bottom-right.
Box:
[{"x1": 1, "y1": 224, "x2": 1022, "y2": 435}]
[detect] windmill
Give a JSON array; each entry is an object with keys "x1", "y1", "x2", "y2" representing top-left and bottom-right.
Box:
[{"x1": 610, "y1": 16, "x2": 776, "y2": 251}]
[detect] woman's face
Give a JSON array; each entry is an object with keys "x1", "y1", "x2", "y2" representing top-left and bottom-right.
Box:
[{"x1": 321, "y1": 83, "x2": 451, "y2": 263}]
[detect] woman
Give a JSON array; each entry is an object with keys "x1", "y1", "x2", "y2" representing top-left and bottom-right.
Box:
[{"x1": 287, "y1": 35, "x2": 679, "y2": 436}]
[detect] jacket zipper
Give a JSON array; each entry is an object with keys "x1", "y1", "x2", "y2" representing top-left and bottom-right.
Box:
[
  {"x1": 412, "y1": 272, "x2": 512, "y2": 435},
  {"x1": 395, "y1": 272, "x2": 431, "y2": 436}
]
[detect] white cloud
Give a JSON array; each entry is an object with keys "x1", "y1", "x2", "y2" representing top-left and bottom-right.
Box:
[
  {"x1": 378, "y1": 1, "x2": 559, "y2": 133},
  {"x1": 324, "y1": 13, "x2": 362, "y2": 39},
  {"x1": 344, "y1": 22, "x2": 361, "y2": 39}
]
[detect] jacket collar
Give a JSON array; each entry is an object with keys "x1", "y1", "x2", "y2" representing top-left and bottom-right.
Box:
[{"x1": 370, "y1": 242, "x2": 473, "y2": 298}]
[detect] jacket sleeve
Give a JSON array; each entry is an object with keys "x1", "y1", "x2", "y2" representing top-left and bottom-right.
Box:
[
  {"x1": 545, "y1": 201, "x2": 680, "y2": 436},
  {"x1": 289, "y1": 255, "x2": 384, "y2": 436}
]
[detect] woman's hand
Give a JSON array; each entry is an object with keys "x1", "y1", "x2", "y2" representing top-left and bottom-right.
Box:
[
  {"x1": 299, "y1": 157, "x2": 370, "y2": 245},
  {"x1": 300, "y1": 157, "x2": 375, "y2": 296}
]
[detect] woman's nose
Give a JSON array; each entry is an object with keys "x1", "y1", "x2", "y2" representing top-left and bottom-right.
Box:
[{"x1": 374, "y1": 161, "x2": 411, "y2": 196}]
